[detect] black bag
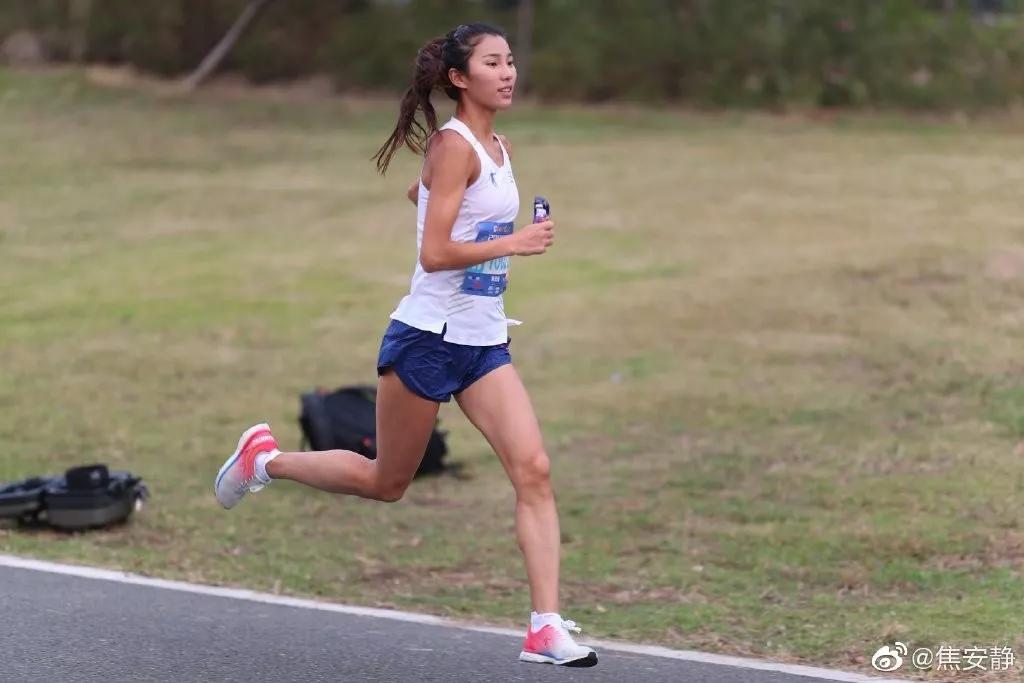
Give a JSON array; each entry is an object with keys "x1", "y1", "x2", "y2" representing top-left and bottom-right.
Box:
[
  {"x1": 0, "y1": 464, "x2": 149, "y2": 530},
  {"x1": 0, "y1": 476, "x2": 52, "y2": 523},
  {"x1": 45, "y1": 464, "x2": 149, "y2": 530},
  {"x1": 298, "y1": 385, "x2": 452, "y2": 478}
]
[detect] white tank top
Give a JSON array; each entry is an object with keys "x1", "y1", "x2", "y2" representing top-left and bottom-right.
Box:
[{"x1": 389, "y1": 117, "x2": 521, "y2": 346}]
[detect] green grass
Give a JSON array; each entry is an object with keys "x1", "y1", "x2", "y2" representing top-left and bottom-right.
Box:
[{"x1": 2, "y1": 67, "x2": 1024, "y2": 679}]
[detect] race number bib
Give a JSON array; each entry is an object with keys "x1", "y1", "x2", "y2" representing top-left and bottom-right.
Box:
[{"x1": 461, "y1": 220, "x2": 513, "y2": 297}]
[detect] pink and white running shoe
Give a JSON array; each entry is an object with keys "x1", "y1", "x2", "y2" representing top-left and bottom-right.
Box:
[
  {"x1": 519, "y1": 618, "x2": 598, "y2": 667},
  {"x1": 214, "y1": 423, "x2": 280, "y2": 509}
]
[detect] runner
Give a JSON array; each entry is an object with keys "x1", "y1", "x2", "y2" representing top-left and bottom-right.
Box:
[{"x1": 214, "y1": 21, "x2": 597, "y2": 668}]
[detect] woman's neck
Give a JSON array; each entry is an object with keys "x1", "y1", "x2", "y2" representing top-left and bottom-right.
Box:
[{"x1": 454, "y1": 101, "x2": 497, "y2": 142}]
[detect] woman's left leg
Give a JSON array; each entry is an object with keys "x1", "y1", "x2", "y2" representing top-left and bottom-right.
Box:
[
  {"x1": 457, "y1": 362, "x2": 598, "y2": 666},
  {"x1": 454, "y1": 363, "x2": 560, "y2": 614}
]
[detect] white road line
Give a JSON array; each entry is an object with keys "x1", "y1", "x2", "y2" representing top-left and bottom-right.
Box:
[{"x1": 0, "y1": 553, "x2": 910, "y2": 683}]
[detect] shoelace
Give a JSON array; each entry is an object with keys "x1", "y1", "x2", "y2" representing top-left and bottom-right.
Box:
[
  {"x1": 235, "y1": 470, "x2": 261, "y2": 495},
  {"x1": 560, "y1": 619, "x2": 582, "y2": 634}
]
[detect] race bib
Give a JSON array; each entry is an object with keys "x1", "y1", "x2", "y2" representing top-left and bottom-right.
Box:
[{"x1": 461, "y1": 220, "x2": 513, "y2": 297}]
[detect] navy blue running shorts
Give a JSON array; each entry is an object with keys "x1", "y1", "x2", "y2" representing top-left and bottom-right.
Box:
[{"x1": 376, "y1": 319, "x2": 512, "y2": 403}]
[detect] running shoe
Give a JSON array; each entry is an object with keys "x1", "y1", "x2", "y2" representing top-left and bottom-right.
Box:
[
  {"x1": 519, "y1": 617, "x2": 598, "y2": 666},
  {"x1": 214, "y1": 423, "x2": 279, "y2": 509}
]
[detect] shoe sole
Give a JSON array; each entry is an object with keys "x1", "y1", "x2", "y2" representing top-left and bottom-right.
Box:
[
  {"x1": 519, "y1": 651, "x2": 598, "y2": 667},
  {"x1": 214, "y1": 423, "x2": 269, "y2": 509}
]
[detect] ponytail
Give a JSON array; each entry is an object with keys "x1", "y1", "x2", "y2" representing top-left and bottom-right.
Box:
[
  {"x1": 373, "y1": 37, "x2": 447, "y2": 175},
  {"x1": 372, "y1": 22, "x2": 508, "y2": 175}
]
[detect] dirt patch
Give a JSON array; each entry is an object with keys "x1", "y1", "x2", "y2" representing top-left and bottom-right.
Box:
[
  {"x1": 926, "y1": 531, "x2": 1024, "y2": 572},
  {"x1": 985, "y1": 248, "x2": 1024, "y2": 281},
  {"x1": 563, "y1": 579, "x2": 707, "y2": 606}
]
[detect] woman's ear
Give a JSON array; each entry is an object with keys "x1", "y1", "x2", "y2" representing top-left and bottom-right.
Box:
[{"x1": 448, "y1": 67, "x2": 469, "y2": 91}]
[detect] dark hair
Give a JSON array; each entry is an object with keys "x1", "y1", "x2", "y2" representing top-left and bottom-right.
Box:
[{"x1": 372, "y1": 22, "x2": 507, "y2": 175}]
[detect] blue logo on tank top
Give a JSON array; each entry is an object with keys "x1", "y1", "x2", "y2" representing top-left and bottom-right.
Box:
[{"x1": 462, "y1": 220, "x2": 513, "y2": 297}]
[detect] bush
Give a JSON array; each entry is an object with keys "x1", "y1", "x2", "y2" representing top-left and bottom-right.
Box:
[
  {"x1": 1, "y1": 0, "x2": 1022, "y2": 110},
  {"x1": 324, "y1": 0, "x2": 514, "y2": 93}
]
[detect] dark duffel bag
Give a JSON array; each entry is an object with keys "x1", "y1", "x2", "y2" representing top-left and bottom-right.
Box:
[
  {"x1": 43, "y1": 464, "x2": 149, "y2": 531},
  {"x1": 0, "y1": 476, "x2": 55, "y2": 523}
]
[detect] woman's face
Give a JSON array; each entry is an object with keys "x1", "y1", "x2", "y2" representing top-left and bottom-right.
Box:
[{"x1": 451, "y1": 34, "x2": 516, "y2": 110}]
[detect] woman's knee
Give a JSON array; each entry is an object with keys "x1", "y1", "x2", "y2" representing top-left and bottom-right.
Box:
[
  {"x1": 372, "y1": 472, "x2": 411, "y2": 502},
  {"x1": 511, "y1": 450, "x2": 552, "y2": 491}
]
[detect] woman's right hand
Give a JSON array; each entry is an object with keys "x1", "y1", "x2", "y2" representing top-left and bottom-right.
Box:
[{"x1": 512, "y1": 219, "x2": 555, "y2": 256}]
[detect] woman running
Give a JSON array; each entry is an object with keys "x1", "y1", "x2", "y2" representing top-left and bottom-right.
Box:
[{"x1": 214, "y1": 21, "x2": 598, "y2": 668}]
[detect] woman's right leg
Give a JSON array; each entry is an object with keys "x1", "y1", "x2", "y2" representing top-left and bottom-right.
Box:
[{"x1": 266, "y1": 370, "x2": 439, "y2": 502}]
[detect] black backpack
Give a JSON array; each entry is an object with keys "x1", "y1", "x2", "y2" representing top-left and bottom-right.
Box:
[{"x1": 298, "y1": 385, "x2": 452, "y2": 478}]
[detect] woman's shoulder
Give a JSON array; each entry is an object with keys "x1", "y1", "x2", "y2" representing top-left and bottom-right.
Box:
[
  {"x1": 426, "y1": 128, "x2": 476, "y2": 159},
  {"x1": 423, "y1": 128, "x2": 480, "y2": 186}
]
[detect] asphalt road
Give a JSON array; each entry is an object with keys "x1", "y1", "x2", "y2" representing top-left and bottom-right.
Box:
[{"x1": 0, "y1": 562, "x2": 902, "y2": 683}]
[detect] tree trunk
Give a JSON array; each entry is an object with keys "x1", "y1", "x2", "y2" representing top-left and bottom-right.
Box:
[
  {"x1": 182, "y1": 0, "x2": 278, "y2": 91},
  {"x1": 68, "y1": 0, "x2": 92, "y2": 63},
  {"x1": 516, "y1": 0, "x2": 534, "y2": 93}
]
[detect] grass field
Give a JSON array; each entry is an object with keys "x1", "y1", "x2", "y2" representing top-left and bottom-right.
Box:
[{"x1": 2, "y1": 67, "x2": 1023, "y2": 679}]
